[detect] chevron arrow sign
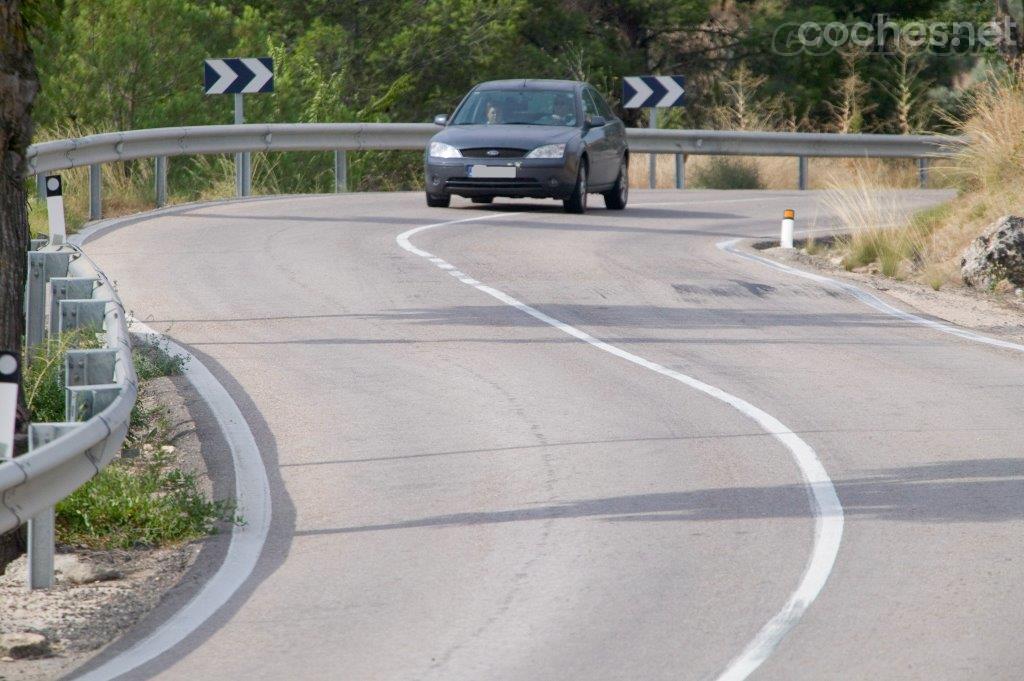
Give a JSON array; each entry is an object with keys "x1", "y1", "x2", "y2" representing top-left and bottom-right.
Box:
[
  {"x1": 204, "y1": 58, "x2": 274, "y2": 95},
  {"x1": 622, "y1": 75, "x2": 685, "y2": 108}
]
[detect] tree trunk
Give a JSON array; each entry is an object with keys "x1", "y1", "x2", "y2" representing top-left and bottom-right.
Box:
[{"x1": 0, "y1": 0, "x2": 39, "y2": 572}]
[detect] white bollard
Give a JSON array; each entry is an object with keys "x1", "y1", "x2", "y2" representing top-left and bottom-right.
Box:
[
  {"x1": 0, "y1": 351, "x2": 19, "y2": 460},
  {"x1": 780, "y1": 208, "x2": 795, "y2": 249},
  {"x1": 45, "y1": 175, "x2": 67, "y2": 246}
]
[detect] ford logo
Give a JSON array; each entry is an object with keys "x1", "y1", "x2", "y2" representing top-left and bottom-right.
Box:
[{"x1": 486, "y1": 149, "x2": 500, "y2": 156}]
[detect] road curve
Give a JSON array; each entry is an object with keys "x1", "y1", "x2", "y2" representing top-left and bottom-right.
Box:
[{"x1": 81, "y1": 189, "x2": 1024, "y2": 680}]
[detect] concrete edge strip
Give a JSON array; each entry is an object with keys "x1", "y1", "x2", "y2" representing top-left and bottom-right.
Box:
[
  {"x1": 397, "y1": 213, "x2": 845, "y2": 681},
  {"x1": 717, "y1": 238, "x2": 1024, "y2": 354},
  {"x1": 73, "y1": 321, "x2": 272, "y2": 681},
  {"x1": 67, "y1": 208, "x2": 272, "y2": 680}
]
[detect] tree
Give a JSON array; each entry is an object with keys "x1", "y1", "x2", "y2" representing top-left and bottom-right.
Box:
[
  {"x1": 995, "y1": 0, "x2": 1024, "y2": 71},
  {"x1": 0, "y1": 0, "x2": 40, "y2": 569}
]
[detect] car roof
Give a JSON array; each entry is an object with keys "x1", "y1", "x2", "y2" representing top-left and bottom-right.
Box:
[{"x1": 473, "y1": 79, "x2": 581, "y2": 93}]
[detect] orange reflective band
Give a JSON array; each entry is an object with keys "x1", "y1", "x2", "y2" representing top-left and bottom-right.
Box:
[{"x1": 783, "y1": 209, "x2": 795, "y2": 219}]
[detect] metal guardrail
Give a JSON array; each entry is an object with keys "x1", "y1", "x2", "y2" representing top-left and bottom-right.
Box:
[
  {"x1": 25, "y1": 124, "x2": 962, "y2": 214},
  {"x1": 2, "y1": 242, "x2": 137, "y2": 588}
]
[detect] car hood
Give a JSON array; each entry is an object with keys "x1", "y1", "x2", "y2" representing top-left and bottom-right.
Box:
[{"x1": 432, "y1": 124, "x2": 579, "y2": 150}]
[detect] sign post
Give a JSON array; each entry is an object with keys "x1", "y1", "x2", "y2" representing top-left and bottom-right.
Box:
[
  {"x1": 0, "y1": 351, "x2": 19, "y2": 460},
  {"x1": 623, "y1": 75, "x2": 686, "y2": 189},
  {"x1": 45, "y1": 175, "x2": 66, "y2": 246},
  {"x1": 204, "y1": 57, "x2": 274, "y2": 198}
]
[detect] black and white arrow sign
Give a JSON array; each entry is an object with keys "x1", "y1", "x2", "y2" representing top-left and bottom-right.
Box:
[
  {"x1": 622, "y1": 76, "x2": 685, "y2": 108},
  {"x1": 204, "y1": 58, "x2": 274, "y2": 95}
]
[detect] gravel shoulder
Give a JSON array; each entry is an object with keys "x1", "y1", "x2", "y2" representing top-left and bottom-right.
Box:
[
  {"x1": 0, "y1": 373, "x2": 229, "y2": 681},
  {"x1": 754, "y1": 242, "x2": 1024, "y2": 344}
]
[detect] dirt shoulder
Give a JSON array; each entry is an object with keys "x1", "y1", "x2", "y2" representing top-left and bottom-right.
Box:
[
  {"x1": 0, "y1": 373, "x2": 230, "y2": 681},
  {"x1": 754, "y1": 241, "x2": 1024, "y2": 344}
]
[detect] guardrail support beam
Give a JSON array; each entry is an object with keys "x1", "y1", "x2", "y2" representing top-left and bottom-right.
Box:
[
  {"x1": 798, "y1": 156, "x2": 809, "y2": 191},
  {"x1": 66, "y1": 349, "x2": 117, "y2": 387},
  {"x1": 49, "y1": 278, "x2": 97, "y2": 335},
  {"x1": 155, "y1": 156, "x2": 168, "y2": 207},
  {"x1": 26, "y1": 251, "x2": 71, "y2": 351},
  {"x1": 26, "y1": 423, "x2": 78, "y2": 590},
  {"x1": 675, "y1": 153, "x2": 684, "y2": 190},
  {"x1": 59, "y1": 299, "x2": 108, "y2": 335},
  {"x1": 335, "y1": 150, "x2": 348, "y2": 192},
  {"x1": 66, "y1": 384, "x2": 122, "y2": 422},
  {"x1": 89, "y1": 164, "x2": 102, "y2": 220},
  {"x1": 918, "y1": 158, "x2": 929, "y2": 188}
]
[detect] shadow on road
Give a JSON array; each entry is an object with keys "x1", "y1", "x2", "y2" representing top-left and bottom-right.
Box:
[{"x1": 291, "y1": 457, "x2": 1024, "y2": 535}]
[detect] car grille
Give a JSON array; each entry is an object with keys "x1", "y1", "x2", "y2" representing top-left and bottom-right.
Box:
[
  {"x1": 446, "y1": 178, "x2": 543, "y2": 190},
  {"x1": 460, "y1": 148, "x2": 528, "y2": 158}
]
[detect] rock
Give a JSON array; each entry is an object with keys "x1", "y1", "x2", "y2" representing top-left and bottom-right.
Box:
[
  {"x1": 0, "y1": 632, "x2": 50, "y2": 659},
  {"x1": 54, "y1": 554, "x2": 123, "y2": 585},
  {"x1": 960, "y1": 215, "x2": 1024, "y2": 288}
]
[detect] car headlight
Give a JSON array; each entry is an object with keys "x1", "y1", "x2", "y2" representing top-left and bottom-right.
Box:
[
  {"x1": 526, "y1": 144, "x2": 566, "y2": 159},
  {"x1": 429, "y1": 142, "x2": 462, "y2": 158}
]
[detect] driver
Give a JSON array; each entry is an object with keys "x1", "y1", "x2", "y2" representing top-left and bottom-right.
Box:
[
  {"x1": 484, "y1": 99, "x2": 503, "y2": 124},
  {"x1": 540, "y1": 94, "x2": 576, "y2": 126}
]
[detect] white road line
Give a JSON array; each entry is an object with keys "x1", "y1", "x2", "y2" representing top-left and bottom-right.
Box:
[
  {"x1": 397, "y1": 214, "x2": 844, "y2": 681},
  {"x1": 73, "y1": 321, "x2": 272, "y2": 681},
  {"x1": 718, "y1": 239, "x2": 1024, "y2": 354}
]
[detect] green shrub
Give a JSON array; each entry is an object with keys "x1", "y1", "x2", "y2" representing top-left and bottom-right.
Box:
[
  {"x1": 56, "y1": 452, "x2": 237, "y2": 549},
  {"x1": 23, "y1": 328, "x2": 104, "y2": 422},
  {"x1": 691, "y1": 157, "x2": 763, "y2": 190}
]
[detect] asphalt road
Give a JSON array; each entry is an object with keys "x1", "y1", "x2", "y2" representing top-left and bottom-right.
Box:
[{"x1": 82, "y1": 189, "x2": 1024, "y2": 680}]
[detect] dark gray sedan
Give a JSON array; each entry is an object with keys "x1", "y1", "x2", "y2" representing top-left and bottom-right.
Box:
[{"x1": 425, "y1": 79, "x2": 629, "y2": 213}]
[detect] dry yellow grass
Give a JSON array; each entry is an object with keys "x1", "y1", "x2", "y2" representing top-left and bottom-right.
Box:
[
  {"x1": 628, "y1": 153, "x2": 923, "y2": 190},
  {"x1": 822, "y1": 70, "x2": 1024, "y2": 290}
]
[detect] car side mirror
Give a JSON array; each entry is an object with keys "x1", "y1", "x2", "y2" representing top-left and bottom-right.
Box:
[
  {"x1": 433, "y1": 114, "x2": 449, "y2": 126},
  {"x1": 585, "y1": 115, "x2": 606, "y2": 129}
]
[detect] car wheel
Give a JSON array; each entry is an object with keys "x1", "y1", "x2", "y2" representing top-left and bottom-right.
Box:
[
  {"x1": 471, "y1": 197, "x2": 494, "y2": 204},
  {"x1": 426, "y1": 192, "x2": 451, "y2": 208},
  {"x1": 603, "y1": 158, "x2": 628, "y2": 210},
  {"x1": 563, "y1": 162, "x2": 588, "y2": 214}
]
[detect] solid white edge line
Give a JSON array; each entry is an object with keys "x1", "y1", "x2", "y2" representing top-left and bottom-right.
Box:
[
  {"x1": 717, "y1": 238, "x2": 1024, "y2": 354},
  {"x1": 67, "y1": 198, "x2": 272, "y2": 681},
  {"x1": 396, "y1": 213, "x2": 844, "y2": 681},
  {"x1": 74, "y1": 321, "x2": 272, "y2": 681}
]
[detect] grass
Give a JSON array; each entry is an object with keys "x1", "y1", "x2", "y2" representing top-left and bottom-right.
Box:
[
  {"x1": 23, "y1": 328, "x2": 235, "y2": 550},
  {"x1": 22, "y1": 328, "x2": 104, "y2": 423},
  {"x1": 690, "y1": 157, "x2": 763, "y2": 190},
  {"x1": 817, "y1": 69, "x2": 1024, "y2": 290},
  {"x1": 629, "y1": 153, "x2": 928, "y2": 191}
]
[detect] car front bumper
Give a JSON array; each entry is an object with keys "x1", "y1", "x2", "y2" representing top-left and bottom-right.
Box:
[{"x1": 425, "y1": 157, "x2": 579, "y2": 199}]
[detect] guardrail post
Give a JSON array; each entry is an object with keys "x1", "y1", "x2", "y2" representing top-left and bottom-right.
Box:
[
  {"x1": 675, "y1": 153, "x2": 684, "y2": 189},
  {"x1": 66, "y1": 385, "x2": 121, "y2": 422},
  {"x1": 798, "y1": 156, "x2": 808, "y2": 191},
  {"x1": 49, "y1": 278, "x2": 97, "y2": 335},
  {"x1": 36, "y1": 174, "x2": 45, "y2": 202},
  {"x1": 25, "y1": 251, "x2": 71, "y2": 352},
  {"x1": 89, "y1": 164, "x2": 102, "y2": 220},
  {"x1": 918, "y1": 158, "x2": 928, "y2": 188},
  {"x1": 66, "y1": 349, "x2": 118, "y2": 387},
  {"x1": 155, "y1": 156, "x2": 168, "y2": 207},
  {"x1": 58, "y1": 299, "x2": 107, "y2": 337},
  {"x1": 26, "y1": 423, "x2": 79, "y2": 590},
  {"x1": 335, "y1": 150, "x2": 348, "y2": 192}
]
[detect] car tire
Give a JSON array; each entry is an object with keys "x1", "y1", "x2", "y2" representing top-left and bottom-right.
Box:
[
  {"x1": 563, "y1": 162, "x2": 588, "y2": 214},
  {"x1": 426, "y1": 192, "x2": 451, "y2": 208},
  {"x1": 603, "y1": 158, "x2": 628, "y2": 210},
  {"x1": 471, "y1": 197, "x2": 494, "y2": 204}
]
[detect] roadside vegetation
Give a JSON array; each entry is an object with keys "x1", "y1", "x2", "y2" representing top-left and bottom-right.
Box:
[
  {"x1": 817, "y1": 70, "x2": 1024, "y2": 290},
  {"x1": 22, "y1": 335, "x2": 237, "y2": 550}
]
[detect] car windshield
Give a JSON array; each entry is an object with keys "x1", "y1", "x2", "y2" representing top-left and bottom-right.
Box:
[{"x1": 450, "y1": 89, "x2": 578, "y2": 127}]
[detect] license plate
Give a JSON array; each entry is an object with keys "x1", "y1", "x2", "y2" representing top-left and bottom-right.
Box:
[{"x1": 468, "y1": 164, "x2": 516, "y2": 178}]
